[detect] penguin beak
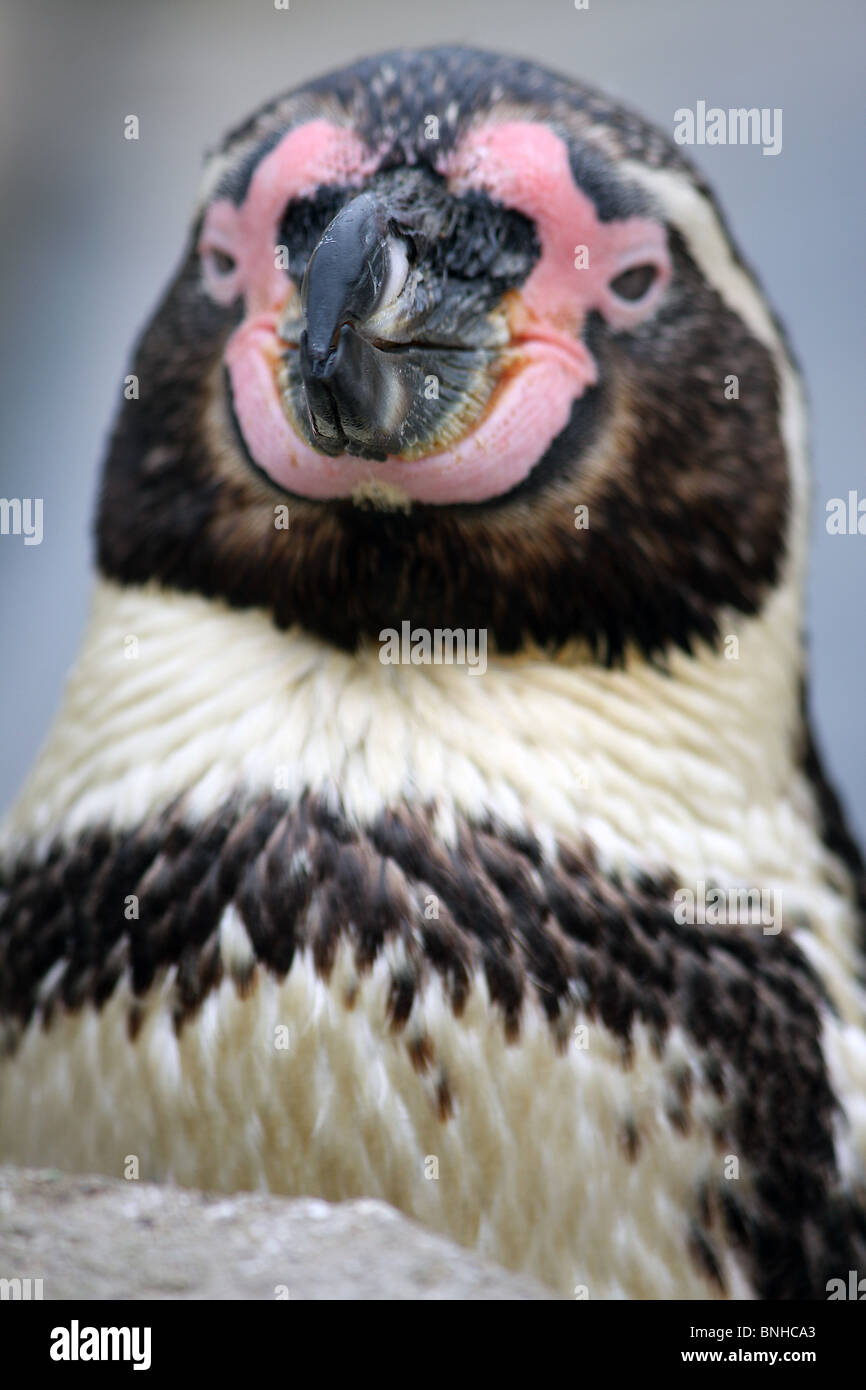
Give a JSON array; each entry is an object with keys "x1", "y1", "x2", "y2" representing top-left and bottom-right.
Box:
[
  {"x1": 298, "y1": 192, "x2": 413, "y2": 458},
  {"x1": 281, "y1": 186, "x2": 501, "y2": 463}
]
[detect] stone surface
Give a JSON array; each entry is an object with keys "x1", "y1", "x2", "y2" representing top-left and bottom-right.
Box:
[{"x1": 0, "y1": 1166, "x2": 553, "y2": 1300}]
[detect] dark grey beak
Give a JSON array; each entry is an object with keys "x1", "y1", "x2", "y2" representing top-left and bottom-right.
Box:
[
  {"x1": 299, "y1": 192, "x2": 409, "y2": 459},
  {"x1": 301, "y1": 192, "x2": 390, "y2": 367},
  {"x1": 279, "y1": 171, "x2": 537, "y2": 464}
]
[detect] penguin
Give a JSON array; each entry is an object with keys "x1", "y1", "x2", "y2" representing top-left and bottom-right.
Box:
[{"x1": 1, "y1": 46, "x2": 864, "y2": 1300}]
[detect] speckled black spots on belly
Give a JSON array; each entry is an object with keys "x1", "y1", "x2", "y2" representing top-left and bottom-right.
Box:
[{"x1": 1, "y1": 789, "x2": 864, "y2": 1298}]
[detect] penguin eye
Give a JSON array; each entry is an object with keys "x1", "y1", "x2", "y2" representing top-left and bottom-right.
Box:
[
  {"x1": 209, "y1": 249, "x2": 237, "y2": 276},
  {"x1": 609, "y1": 264, "x2": 658, "y2": 302}
]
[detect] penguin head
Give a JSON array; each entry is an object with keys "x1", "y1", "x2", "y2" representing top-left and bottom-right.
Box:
[{"x1": 98, "y1": 47, "x2": 796, "y2": 661}]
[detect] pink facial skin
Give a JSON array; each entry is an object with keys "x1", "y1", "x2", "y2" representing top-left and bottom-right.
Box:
[
  {"x1": 201, "y1": 120, "x2": 671, "y2": 505},
  {"x1": 200, "y1": 121, "x2": 379, "y2": 314}
]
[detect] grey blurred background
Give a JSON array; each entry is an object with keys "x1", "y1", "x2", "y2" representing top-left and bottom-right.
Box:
[{"x1": 1, "y1": 0, "x2": 863, "y2": 839}]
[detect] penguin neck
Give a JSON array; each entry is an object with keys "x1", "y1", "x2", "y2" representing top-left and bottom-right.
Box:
[{"x1": 5, "y1": 572, "x2": 810, "y2": 894}]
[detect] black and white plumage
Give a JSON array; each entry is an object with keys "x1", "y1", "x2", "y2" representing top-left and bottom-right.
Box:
[{"x1": 1, "y1": 47, "x2": 864, "y2": 1300}]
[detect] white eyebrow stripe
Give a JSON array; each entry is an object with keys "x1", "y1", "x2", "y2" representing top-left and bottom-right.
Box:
[
  {"x1": 194, "y1": 148, "x2": 239, "y2": 214},
  {"x1": 622, "y1": 159, "x2": 810, "y2": 588}
]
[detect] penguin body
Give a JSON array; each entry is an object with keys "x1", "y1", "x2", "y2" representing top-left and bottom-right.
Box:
[{"x1": 2, "y1": 47, "x2": 864, "y2": 1299}]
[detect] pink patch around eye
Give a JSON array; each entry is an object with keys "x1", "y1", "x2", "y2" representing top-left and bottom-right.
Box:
[
  {"x1": 198, "y1": 120, "x2": 379, "y2": 314},
  {"x1": 441, "y1": 121, "x2": 671, "y2": 334},
  {"x1": 211, "y1": 119, "x2": 670, "y2": 505}
]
